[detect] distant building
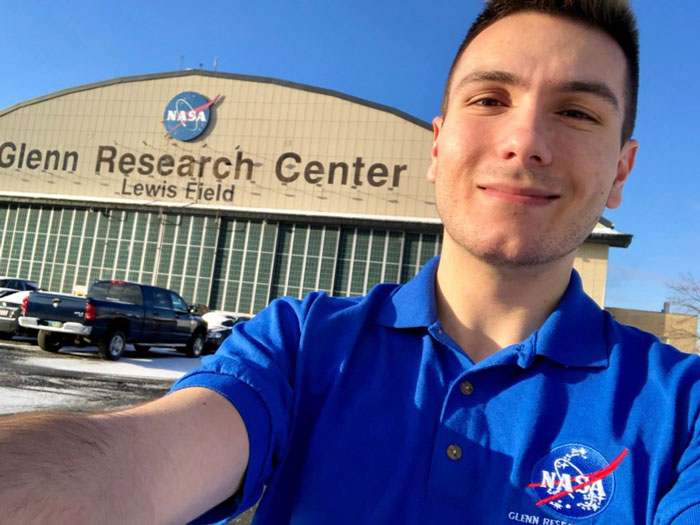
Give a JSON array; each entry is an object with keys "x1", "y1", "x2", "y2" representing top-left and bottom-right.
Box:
[
  {"x1": 606, "y1": 304, "x2": 699, "y2": 354},
  {"x1": 0, "y1": 71, "x2": 630, "y2": 314}
]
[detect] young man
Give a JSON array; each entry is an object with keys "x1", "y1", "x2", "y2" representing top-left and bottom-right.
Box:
[{"x1": 2, "y1": 1, "x2": 699, "y2": 523}]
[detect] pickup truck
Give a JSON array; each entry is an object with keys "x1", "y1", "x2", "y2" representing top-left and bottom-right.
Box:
[{"x1": 19, "y1": 280, "x2": 207, "y2": 360}]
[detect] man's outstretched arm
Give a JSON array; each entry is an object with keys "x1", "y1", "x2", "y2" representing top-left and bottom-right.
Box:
[{"x1": 0, "y1": 387, "x2": 249, "y2": 524}]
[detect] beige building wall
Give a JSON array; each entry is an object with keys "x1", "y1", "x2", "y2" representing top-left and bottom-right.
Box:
[
  {"x1": 573, "y1": 243, "x2": 608, "y2": 306},
  {"x1": 0, "y1": 73, "x2": 436, "y2": 221},
  {"x1": 606, "y1": 307, "x2": 699, "y2": 354}
]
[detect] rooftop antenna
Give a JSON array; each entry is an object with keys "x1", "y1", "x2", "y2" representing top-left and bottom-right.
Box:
[
  {"x1": 179, "y1": 55, "x2": 184, "y2": 70},
  {"x1": 213, "y1": 56, "x2": 218, "y2": 71}
]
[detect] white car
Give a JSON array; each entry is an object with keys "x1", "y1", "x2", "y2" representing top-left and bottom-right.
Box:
[{"x1": 202, "y1": 311, "x2": 248, "y2": 352}]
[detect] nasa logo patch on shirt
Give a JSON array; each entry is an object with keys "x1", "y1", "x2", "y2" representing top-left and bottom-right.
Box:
[{"x1": 527, "y1": 444, "x2": 628, "y2": 520}]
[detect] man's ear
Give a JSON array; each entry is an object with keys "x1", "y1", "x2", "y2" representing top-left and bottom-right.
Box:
[
  {"x1": 426, "y1": 116, "x2": 443, "y2": 184},
  {"x1": 606, "y1": 139, "x2": 638, "y2": 209}
]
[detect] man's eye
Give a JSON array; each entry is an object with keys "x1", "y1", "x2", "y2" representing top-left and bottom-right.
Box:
[
  {"x1": 560, "y1": 109, "x2": 595, "y2": 121},
  {"x1": 473, "y1": 98, "x2": 504, "y2": 107}
]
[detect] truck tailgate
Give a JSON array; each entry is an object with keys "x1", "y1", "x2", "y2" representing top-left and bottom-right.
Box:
[{"x1": 23, "y1": 292, "x2": 88, "y2": 325}]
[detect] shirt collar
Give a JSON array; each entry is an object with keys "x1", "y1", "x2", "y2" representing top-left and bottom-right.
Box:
[{"x1": 375, "y1": 255, "x2": 609, "y2": 369}]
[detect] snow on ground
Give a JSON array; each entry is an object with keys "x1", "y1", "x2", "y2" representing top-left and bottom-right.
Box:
[
  {"x1": 24, "y1": 347, "x2": 203, "y2": 380},
  {"x1": 0, "y1": 386, "x2": 88, "y2": 415}
]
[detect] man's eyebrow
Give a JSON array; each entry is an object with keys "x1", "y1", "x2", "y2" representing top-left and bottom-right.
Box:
[
  {"x1": 452, "y1": 70, "x2": 524, "y2": 94},
  {"x1": 452, "y1": 70, "x2": 620, "y2": 112},
  {"x1": 555, "y1": 80, "x2": 620, "y2": 112}
]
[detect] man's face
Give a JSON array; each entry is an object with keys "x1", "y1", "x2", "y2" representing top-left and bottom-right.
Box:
[{"x1": 428, "y1": 12, "x2": 638, "y2": 267}]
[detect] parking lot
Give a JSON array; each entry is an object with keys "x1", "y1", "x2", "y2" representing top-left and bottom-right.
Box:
[{"x1": 0, "y1": 336, "x2": 198, "y2": 415}]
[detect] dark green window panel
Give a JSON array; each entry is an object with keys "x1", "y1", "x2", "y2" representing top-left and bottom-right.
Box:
[
  {"x1": 129, "y1": 242, "x2": 144, "y2": 272},
  {"x1": 225, "y1": 281, "x2": 240, "y2": 309},
  {"x1": 141, "y1": 272, "x2": 154, "y2": 284},
  {"x1": 172, "y1": 246, "x2": 188, "y2": 275},
  {"x1": 420, "y1": 235, "x2": 437, "y2": 265},
  {"x1": 7, "y1": 259, "x2": 19, "y2": 276},
  {"x1": 59, "y1": 210, "x2": 73, "y2": 236},
  {"x1": 71, "y1": 210, "x2": 86, "y2": 236},
  {"x1": 366, "y1": 262, "x2": 384, "y2": 288},
  {"x1": 63, "y1": 267, "x2": 76, "y2": 291},
  {"x1": 182, "y1": 277, "x2": 196, "y2": 302},
  {"x1": 351, "y1": 261, "x2": 367, "y2": 294},
  {"x1": 337, "y1": 229, "x2": 354, "y2": 258},
  {"x1": 261, "y1": 223, "x2": 278, "y2": 252},
  {"x1": 161, "y1": 218, "x2": 177, "y2": 244},
  {"x1": 65, "y1": 236, "x2": 80, "y2": 266},
  {"x1": 386, "y1": 232, "x2": 403, "y2": 263},
  {"x1": 318, "y1": 259, "x2": 335, "y2": 293},
  {"x1": 146, "y1": 215, "x2": 161, "y2": 243},
  {"x1": 292, "y1": 226, "x2": 307, "y2": 255},
  {"x1": 253, "y1": 282, "x2": 271, "y2": 312},
  {"x1": 354, "y1": 229, "x2": 371, "y2": 260},
  {"x1": 116, "y1": 243, "x2": 130, "y2": 271},
  {"x1": 231, "y1": 222, "x2": 248, "y2": 250},
  {"x1": 229, "y1": 250, "x2": 244, "y2": 277},
  {"x1": 246, "y1": 222, "x2": 262, "y2": 251},
  {"x1": 384, "y1": 262, "x2": 400, "y2": 283},
  {"x1": 128, "y1": 271, "x2": 140, "y2": 282},
  {"x1": 41, "y1": 265, "x2": 53, "y2": 288},
  {"x1": 76, "y1": 267, "x2": 88, "y2": 284},
  {"x1": 155, "y1": 273, "x2": 169, "y2": 289},
  {"x1": 203, "y1": 218, "x2": 219, "y2": 247},
  {"x1": 91, "y1": 241, "x2": 106, "y2": 269},
  {"x1": 175, "y1": 216, "x2": 191, "y2": 245},
  {"x1": 238, "y1": 283, "x2": 254, "y2": 313},
  {"x1": 303, "y1": 256, "x2": 319, "y2": 290},
  {"x1": 10, "y1": 233, "x2": 23, "y2": 260},
  {"x1": 169, "y1": 275, "x2": 182, "y2": 292},
  {"x1": 191, "y1": 217, "x2": 205, "y2": 246},
  {"x1": 186, "y1": 247, "x2": 202, "y2": 277},
  {"x1": 369, "y1": 231, "x2": 386, "y2": 262},
  {"x1": 21, "y1": 234, "x2": 35, "y2": 260},
  {"x1": 19, "y1": 261, "x2": 31, "y2": 277}
]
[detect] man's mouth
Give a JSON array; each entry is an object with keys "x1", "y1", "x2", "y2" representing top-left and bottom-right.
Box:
[{"x1": 478, "y1": 184, "x2": 560, "y2": 205}]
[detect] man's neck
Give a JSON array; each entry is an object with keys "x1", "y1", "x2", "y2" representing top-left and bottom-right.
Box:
[{"x1": 434, "y1": 239, "x2": 575, "y2": 364}]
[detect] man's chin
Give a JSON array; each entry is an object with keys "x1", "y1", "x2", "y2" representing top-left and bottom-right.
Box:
[{"x1": 468, "y1": 243, "x2": 573, "y2": 269}]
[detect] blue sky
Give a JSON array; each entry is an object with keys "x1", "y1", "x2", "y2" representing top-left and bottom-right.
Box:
[{"x1": 1, "y1": 1, "x2": 698, "y2": 311}]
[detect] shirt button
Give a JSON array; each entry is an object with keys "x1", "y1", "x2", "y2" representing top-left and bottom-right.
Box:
[
  {"x1": 459, "y1": 380, "x2": 474, "y2": 396},
  {"x1": 446, "y1": 444, "x2": 463, "y2": 461}
]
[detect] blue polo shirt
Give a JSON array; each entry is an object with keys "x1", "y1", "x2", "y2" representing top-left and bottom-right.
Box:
[{"x1": 171, "y1": 256, "x2": 700, "y2": 524}]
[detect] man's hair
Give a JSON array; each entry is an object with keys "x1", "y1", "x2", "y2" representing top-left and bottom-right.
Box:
[{"x1": 440, "y1": 0, "x2": 639, "y2": 143}]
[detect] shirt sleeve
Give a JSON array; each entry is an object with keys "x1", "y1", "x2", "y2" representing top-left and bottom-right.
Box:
[
  {"x1": 654, "y1": 381, "x2": 700, "y2": 525},
  {"x1": 168, "y1": 294, "x2": 312, "y2": 524}
]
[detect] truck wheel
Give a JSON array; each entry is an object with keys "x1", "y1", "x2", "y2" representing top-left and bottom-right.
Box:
[
  {"x1": 133, "y1": 344, "x2": 150, "y2": 356},
  {"x1": 38, "y1": 330, "x2": 62, "y2": 352},
  {"x1": 98, "y1": 330, "x2": 126, "y2": 361},
  {"x1": 185, "y1": 332, "x2": 205, "y2": 358},
  {"x1": 0, "y1": 331, "x2": 13, "y2": 340}
]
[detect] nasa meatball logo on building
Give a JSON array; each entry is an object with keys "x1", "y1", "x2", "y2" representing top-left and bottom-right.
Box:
[
  {"x1": 526, "y1": 444, "x2": 628, "y2": 520},
  {"x1": 163, "y1": 91, "x2": 218, "y2": 141}
]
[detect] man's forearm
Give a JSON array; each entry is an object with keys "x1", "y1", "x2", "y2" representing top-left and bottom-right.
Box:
[
  {"x1": 0, "y1": 388, "x2": 250, "y2": 524},
  {"x1": 0, "y1": 410, "x2": 156, "y2": 523}
]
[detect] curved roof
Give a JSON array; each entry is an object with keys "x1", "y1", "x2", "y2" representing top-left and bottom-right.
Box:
[{"x1": 0, "y1": 69, "x2": 432, "y2": 130}]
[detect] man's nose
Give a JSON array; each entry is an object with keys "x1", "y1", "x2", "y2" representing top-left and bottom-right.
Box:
[{"x1": 495, "y1": 105, "x2": 553, "y2": 166}]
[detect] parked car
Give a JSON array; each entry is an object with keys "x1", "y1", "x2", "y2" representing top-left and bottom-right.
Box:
[
  {"x1": 0, "y1": 291, "x2": 36, "y2": 339},
  {"x1": 0, "y1": 277, "x2": 39, "y2": 298},
  {"x1": 202, "y1": 311, "x2": 249, "y2": 352},
  {"x1": 20, "y1": 280, "x2": 207, "y2": 360}
]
